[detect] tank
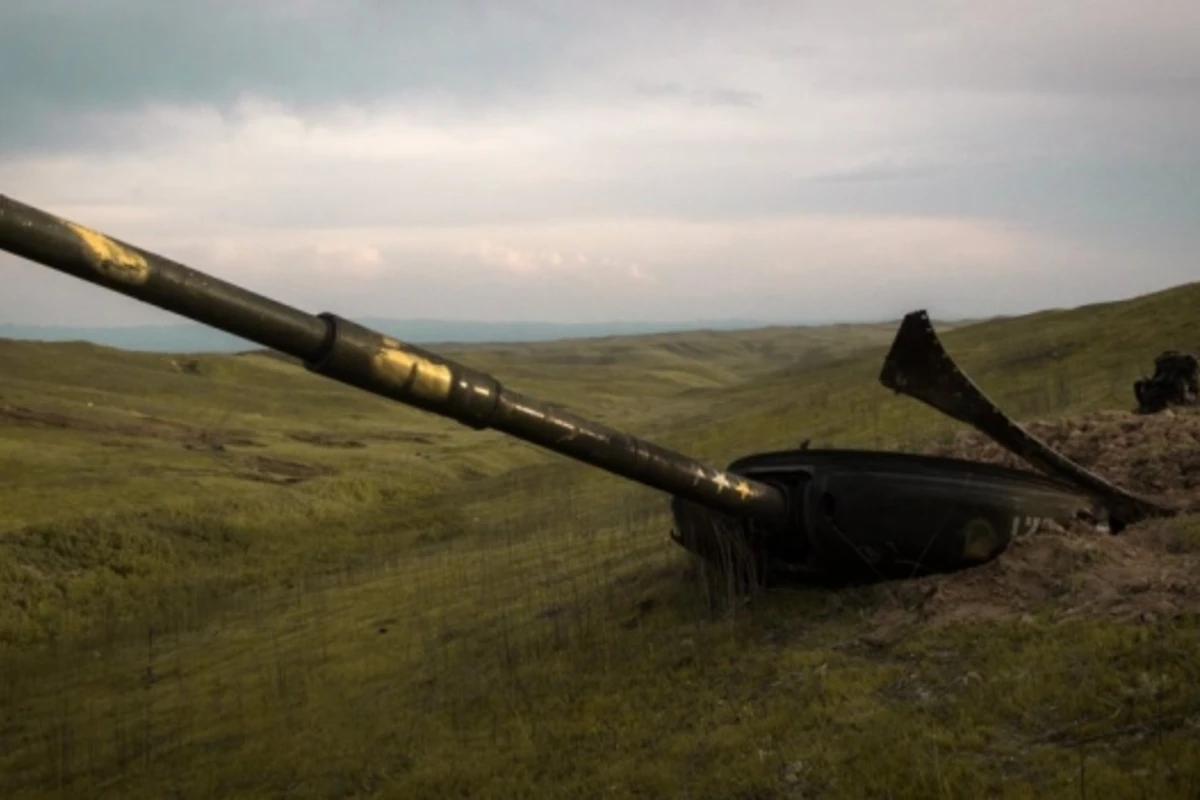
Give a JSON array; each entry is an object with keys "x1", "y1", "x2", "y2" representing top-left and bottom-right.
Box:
[
  {"x1": 0, "y1": 194, "x2": 1179, "y2": 588},
  {"x1": 1134, "y1": 351, "x2": 1198, "y2": 415}
]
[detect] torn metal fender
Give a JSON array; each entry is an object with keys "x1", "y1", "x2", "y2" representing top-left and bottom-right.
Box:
[{"x1": 879, "y1": 310, "x2": 1177, "y2": 530}]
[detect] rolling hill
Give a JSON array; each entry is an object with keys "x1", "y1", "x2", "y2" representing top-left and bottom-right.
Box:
[
  {"x1": 0, "y1": 316, "x2": 838, "y2": 353},
  {"x1": 0, "y1": 281, "x2": 1197, "y2": 798}
]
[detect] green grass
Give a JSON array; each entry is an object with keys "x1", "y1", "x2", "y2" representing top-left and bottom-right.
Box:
[{"x1": 1, "y1": 283, "x2": 1198, "y2": 798}]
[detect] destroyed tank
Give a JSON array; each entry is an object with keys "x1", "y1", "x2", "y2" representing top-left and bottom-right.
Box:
[
  {"x1": 0, "y1": 195, "x2": 1179, "y2": 588},
  {"x1": 1134, "y1": 351, "x2": 1199, "y2": 415}
]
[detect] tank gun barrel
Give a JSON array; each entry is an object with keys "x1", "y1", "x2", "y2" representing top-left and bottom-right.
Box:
[{"x1": 0, "y1": 194, "x2": 788, "y2": 523}]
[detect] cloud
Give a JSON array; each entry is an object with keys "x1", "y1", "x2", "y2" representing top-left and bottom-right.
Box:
[
  {"x1": 467, "y1": 241, "x2": 572, "y2": 276},
  {"x1": 1, "y1": 1, "x2": 1197, "y2": 327}
]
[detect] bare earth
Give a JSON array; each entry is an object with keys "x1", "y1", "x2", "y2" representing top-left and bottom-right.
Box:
[{"x1": 875, "y1": 408, "x2": 1200, "y2": 631}]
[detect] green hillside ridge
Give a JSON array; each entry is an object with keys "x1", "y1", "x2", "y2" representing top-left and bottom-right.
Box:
[
  {"x1": 0, "y1": 281, "x2": 1198, "y2": 798},
  {"x1": 0, "y1": 317, "x2": 847, "y2": 353}
]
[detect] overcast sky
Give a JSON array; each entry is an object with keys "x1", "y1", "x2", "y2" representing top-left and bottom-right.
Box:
[{"x1": 1, "y1": 0, "x2": 1197, "y2": 326}]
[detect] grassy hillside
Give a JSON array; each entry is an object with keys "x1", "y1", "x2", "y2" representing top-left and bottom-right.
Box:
[
  {"x1": 0, "y1": 321, "x2": 898, "y2": 643},
  {"x1": 0, "y1": 284, "x2": 1198, "y2": 798}
]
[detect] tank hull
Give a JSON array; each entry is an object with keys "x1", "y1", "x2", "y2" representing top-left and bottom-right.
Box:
[{"x1": 672, "y1": 449, "x2": 1093, "y2": 584}]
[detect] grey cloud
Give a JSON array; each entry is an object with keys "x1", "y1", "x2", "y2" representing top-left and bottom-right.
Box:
[
  {"x1": 6, "y1": 1, "x2": 1199, "y2": 153},
  {"x1": 0, "y1": 0, "x2": 583, "y2": 152},
  {"x1": 1, "y1": 0, "x2": 1198, "y2": 328},
  {"x1": 634, "y1": 82, "x2": 762, "y2": 108},
  {"x1": 701, "y1": 88, "x2": 762, "y2": 108},
  {"x1": 156, "y1": 152, "x2": 1196, "y2": 250},
  {"x1": 771, "y1": 2, "x2": 1200, "y2": 94}
]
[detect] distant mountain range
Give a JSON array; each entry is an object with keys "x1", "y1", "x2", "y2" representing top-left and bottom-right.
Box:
[{"x1": 0, "y1": 318, "x2": 789, "y2": 352}]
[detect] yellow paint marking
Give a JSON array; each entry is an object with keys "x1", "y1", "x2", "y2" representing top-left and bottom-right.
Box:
[
  {"x1": 372, "y1": 346, "x2": 453, "y2": 401},
  {"x1": 65, "y1": 221, "x2": 150, "y2": 285}
]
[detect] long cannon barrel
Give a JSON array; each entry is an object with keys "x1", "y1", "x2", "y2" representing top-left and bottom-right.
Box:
[{"x1": 0, "y1": 194, "x2": 788, "y2": 523}]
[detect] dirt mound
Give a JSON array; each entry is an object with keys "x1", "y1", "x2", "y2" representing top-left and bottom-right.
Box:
[
  {"x1": 0, "y1": 400, "x2": 262, "y2": 450},
  {"x1": 287, "y1": 431, "x2": 367, "y2": 449},
  {"x1": 236, "y1": 455, "x2": 336, "y2": 485},
  {"x1": 863, "y1": 408, "x2": 1200, "y2": 633},
  {"x1": 0, "y1": 403, "x2": 106, "y2": 433},
  {"x1": 363, "y1": 430, "x2": 442, "y2": 445},
  {"x1": 884, "y1": 516, "x2": 1200, "y2": 631},
  {"x1": 166, "y1": 357, "x2": 204, "y2": 375},
  {"x1": 0, "y1": 400, "x2": 258, "y2": 450},
  {"x1": 926, "y1": 407, "x2": 1200, "y2": 510},
  {"x1": 1, "y1": 399, "x2": 332, "y2": 485}
]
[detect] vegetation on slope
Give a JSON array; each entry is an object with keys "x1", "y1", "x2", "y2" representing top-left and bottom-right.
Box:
[
  {"x1": 0, "y1": 322, "x2": 896, "y2": 646},
  {"x1": 0, "y1": 282, "x2": 1197, "y2": 798}
]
